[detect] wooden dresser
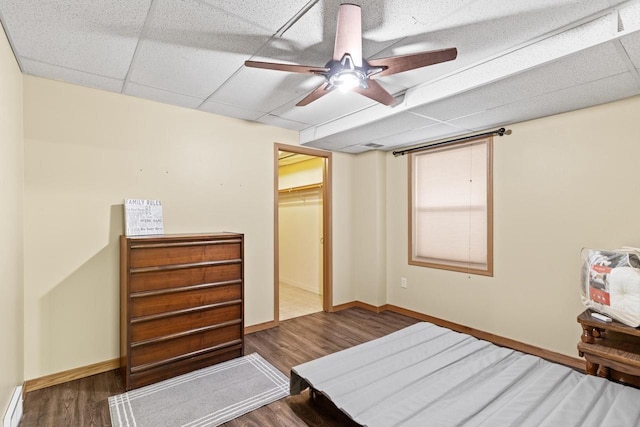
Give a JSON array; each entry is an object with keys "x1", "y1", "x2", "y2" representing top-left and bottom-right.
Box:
[{"x1": 120, "y1": 233, "x2": 244, "y2": 390}]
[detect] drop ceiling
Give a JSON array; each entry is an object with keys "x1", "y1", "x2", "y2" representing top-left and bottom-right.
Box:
[{"x1": 1, "y1": 0, "x2": 639, "y2": 154}]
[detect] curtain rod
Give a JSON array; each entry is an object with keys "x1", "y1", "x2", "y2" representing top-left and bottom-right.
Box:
[{"x1": 392, "y1": 127, "x2": 511, "y2": 157}]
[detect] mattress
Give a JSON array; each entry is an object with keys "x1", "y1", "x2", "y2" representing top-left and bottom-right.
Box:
[{"x1": 290, "y1": 322, "x2": 640, "y2": 427}]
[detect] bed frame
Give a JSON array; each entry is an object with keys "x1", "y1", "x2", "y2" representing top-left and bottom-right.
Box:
[{"x1": 291, "y1": 322, "x2": 640, "y2": 427}]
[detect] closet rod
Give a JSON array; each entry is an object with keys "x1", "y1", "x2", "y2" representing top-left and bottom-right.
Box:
[
  {"x1": 392, "y1": 127, "x2": 510, "y2": 157},
  {"x1": 278, "y1": 183, "x2": 323, "y2": 194}
]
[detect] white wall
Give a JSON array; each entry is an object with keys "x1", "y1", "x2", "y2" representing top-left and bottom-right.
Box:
[
  {"x1": 22, "y1": 76, "x2": 355, "y2": 379},
  {"x1": 384, "y1": 95, "x2": 640, "y2": 357},
  {"x1": 279, "y1": 158, "x2": 324, "y2": 294},
  {"x1": 0, "y1": 26, "x2": 24, "y2": 414}
]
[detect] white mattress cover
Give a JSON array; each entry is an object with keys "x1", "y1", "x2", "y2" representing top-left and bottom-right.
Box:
[{"x1": 290, "y1": 322, "x2": 640, "y2": 427}]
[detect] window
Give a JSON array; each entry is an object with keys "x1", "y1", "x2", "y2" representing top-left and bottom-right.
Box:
[{"x1": 409, "y1": 137, "x2": 493, "y2": 276}]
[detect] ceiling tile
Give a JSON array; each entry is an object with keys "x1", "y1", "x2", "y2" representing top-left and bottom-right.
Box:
[
  {"x1": 271, "y1": 89, "x2": 377, "y2": 125},
  {"x1": 307, "y1": 122, "x2": 468, "y2": 152},
  {"x1": 145, "y1": 0, "x2": 272, "y2": 52},
  {"x1": 409, "y1": 41, "x2": 629, "y2": 121},
  {"x1": 620, "y1": 32, "x2": 640, "y2": 70},
  {"x1": 199, "y1": 100, "x2": 265, "y2": 121},
  {"x1": 129, "y1": 0, "x2": 273, "y2": 98},
  {"x1": 207, "y1": 0, "x2": 311, "y2": 32},
  {"x1": 21, "y1": 58, "x2": 124, "y2": 92},
  {"x1": 254, "y1": 0, "x2": 400, "y2": 68},
  {"x1": 269, "y1": 78, "x2": 406, "y2": 126},
  {"x1": 0, "y1": 0, "x2": 150, "y2": 78},
  {"x1": 124, "y1": 83, "x2": 203, "y2": 109},
  {"x1": 323, "y1": 112, "x2": 438, "y2": 145},
  {"x1": 619, "y1": 2, "x2": 640, "y2": 33},
  {"x1": 130, "y1": 40, "x2": 251, "y2": 98},
  {"x1": 366, "y1": 0, "x2": 612, "y2": 42},
  {"x1": 253, "y1": 0, "x2": 335, "y2": 66},
  {"x1": 376, "y1": 0, "x2": 615, "y2": 89},
  {"x1": 370, "y1": 123, "x2": 469, "y2": 149},
  {"x1": 209, "y1": 67, "x2": 323, "y2": 113},
  {"x1": 300, "y1": 139, "x2": 347, "y2": 152},
  {"x1": 447, "y1": 72, "x2": 640, "y2": 131},
  {"x1": 408, "y1": 90, "x2": 484, "y2": 123},
  {"x1": 339, "y1": 145, "x2": 371, "y2": 154},
  {"x1": 362, "y1": 0, "x2": 472, "y2": 42},
  {"x1": 257, "y1": 114, "x2": 311, "y2": 131},
  {"x1": 434, "y1": 0, "x2": 612, "y2": 33}
]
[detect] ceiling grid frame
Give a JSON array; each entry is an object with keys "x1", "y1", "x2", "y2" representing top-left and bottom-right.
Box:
[{"x1": 121, "y1": 0, "x2": 159, "y2": 94}]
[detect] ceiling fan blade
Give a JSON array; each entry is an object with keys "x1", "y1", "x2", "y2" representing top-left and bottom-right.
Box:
[
  {"x1": 333, "y1": 3, "x2": 363, "y2": 66},
  {"x1": 368, "y1": 47, "x2": 457, "y2": 78},
  {"x1": 353, "y1": 80, "x2": 398, "y2": 106},
  {"x1": 296, "y1": 82, "x2": 333, "y2": 106},
  {"x1": 245, "y1": 60, "x2": 328, "y2": 75}
]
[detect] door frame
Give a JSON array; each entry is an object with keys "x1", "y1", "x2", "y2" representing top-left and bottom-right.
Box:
[{"x1": 274, "y1": 143, "x2": 333, "y2": 324}]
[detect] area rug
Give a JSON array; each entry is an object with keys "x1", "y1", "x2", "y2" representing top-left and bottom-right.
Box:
[{"x1": 109, "y1": 353, "x2": 289, "y2": 427}]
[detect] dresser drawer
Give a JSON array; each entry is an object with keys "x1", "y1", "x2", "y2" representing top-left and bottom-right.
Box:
[
  {"x1": 128, "y1": 345, "x2": 243, "y2": 390},
  {"x1": 130, "y1": 322, "x2": 242, "y2": 369},
  {"x1": 131, "y1": 302, "x2": 242, "y2": 342},
  {"x1": 129, "y1": 263, "x2": 241, "y2": 293},
  {"x1": 130, "y1": 282, "x2": 242, "y2": 318},
  {"x1": 130, "y1": 240, "x2": 241, "y2": 268}
]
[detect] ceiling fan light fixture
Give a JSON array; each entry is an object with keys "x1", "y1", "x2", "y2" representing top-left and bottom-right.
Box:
[
  {"x1": 245, "y1": 3, "x2": 457, "y2": 107},
  {"x1": 327, "y1": 53, "x2": 367, "y2": 91},
  {"x1": 331, "y1": 70, "x2": 365, "y2": 91}
]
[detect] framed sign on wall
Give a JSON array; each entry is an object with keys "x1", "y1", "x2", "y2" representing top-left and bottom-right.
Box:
[{"x1": 124, "y1": 199, "x2": 164, "y2": 236}]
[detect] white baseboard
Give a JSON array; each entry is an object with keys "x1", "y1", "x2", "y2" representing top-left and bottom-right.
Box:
[{"x1": 2, "y1": 386, "x2": 22, "y2": 427}]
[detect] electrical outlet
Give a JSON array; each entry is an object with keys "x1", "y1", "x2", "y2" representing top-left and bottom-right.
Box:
[{"x1": 401, "y1": 278, "x2": 407, "y2": 289}]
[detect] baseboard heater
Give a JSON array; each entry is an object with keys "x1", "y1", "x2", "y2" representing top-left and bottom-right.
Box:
[{"x1": 2, "y1": 386, "x2": 22, "y2": 427}]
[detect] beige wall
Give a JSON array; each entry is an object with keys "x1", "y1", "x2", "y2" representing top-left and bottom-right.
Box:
[
  {"x1": 0, "y1": 26, "x2": 24, "y2": 413},
  {"x1": 21, "y1": 50, "x2": 638, "y2": 382},
  {"x1": 331, "y1": 153, "x2": 357, "y2": 306},
  {"x1": 353, "y1": 151, "x2": 387, "y2": 306},
  {"x1": 384, "y1": 95, "x2": 640, "y2": 357},
  {"x1": 21, "y1": 76, "x2": 355, "y2": 379}
]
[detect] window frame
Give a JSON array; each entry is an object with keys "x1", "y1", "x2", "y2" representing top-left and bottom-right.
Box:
[{"x1": 408, "y1": 136, "x2": 494, "y2": 276}]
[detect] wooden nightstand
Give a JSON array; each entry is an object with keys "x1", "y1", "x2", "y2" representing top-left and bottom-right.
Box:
[{"x1": 577, "y1": 310, "x2": 640, "y2": 387}]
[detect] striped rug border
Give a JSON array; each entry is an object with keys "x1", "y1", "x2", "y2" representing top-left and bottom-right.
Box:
[{"x1": 108, "y1": 353, "x2": 289, "y2": 427}]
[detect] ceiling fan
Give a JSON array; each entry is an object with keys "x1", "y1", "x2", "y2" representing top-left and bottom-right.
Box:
[{"x1": 245, "y1": 3, "x2": 457, "y2": 107}]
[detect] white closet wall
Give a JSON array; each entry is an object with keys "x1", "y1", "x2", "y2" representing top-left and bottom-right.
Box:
[{"x1": 279, "y1": 158, "x2": 324, "y2": 295}]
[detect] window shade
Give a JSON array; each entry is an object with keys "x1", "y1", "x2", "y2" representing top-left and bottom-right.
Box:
[{"x1": 411, "y1": 139, "x2": 490, "y2": 272}]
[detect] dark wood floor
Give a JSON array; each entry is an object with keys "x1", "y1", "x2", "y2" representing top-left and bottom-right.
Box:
[{"x1": 20, "y1": 308, "x2": 418, "y2": 426}]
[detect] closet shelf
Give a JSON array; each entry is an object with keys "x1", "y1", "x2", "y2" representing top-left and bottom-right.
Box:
[{"x1": 278, "y1": 183, "x2": 323, "y2": 194}]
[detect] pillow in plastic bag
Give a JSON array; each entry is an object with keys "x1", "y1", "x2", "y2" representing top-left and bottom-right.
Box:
[{"x1": 581, "y1": 247, "x2": 640, "y2": 327}]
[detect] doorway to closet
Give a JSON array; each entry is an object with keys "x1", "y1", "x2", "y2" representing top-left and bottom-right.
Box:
[{"x1": 274, "y1": 144, "x2": 332, "y2": 322}]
